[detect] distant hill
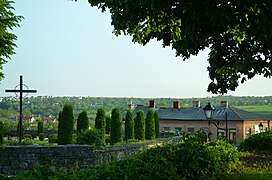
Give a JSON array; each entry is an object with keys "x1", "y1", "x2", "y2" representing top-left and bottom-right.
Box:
[{"x1": 0, "y1": 95, "x2": 271, "y2": 119}]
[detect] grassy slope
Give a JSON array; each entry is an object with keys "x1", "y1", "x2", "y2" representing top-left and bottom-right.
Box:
[{"x1": 235, "y1": 106, "x2": 272, "y2": 118}]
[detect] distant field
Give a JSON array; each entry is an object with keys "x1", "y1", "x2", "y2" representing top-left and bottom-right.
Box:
[{"x1": 235, "y1": 106, "x2": 272, "y2": 118}]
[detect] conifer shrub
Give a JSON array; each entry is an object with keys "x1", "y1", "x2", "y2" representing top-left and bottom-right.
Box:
[
  {"x1": 77, "y1": 110, "x2": 89, "y2": 133},
  {"x1": 124, "y1": 109, "x2": 134, "y2": 141},
  {"x1": 105, "y1": 115, "x2": 111, "y2": 134},
  {"x1": 94, "y1": 107, "x2": 105, "y2": 143},
  {"x1": 0, "y1": 120, "x2": 3, "y2": 144},
  {"x1": 154, "y1": 111, "x2": 160, "y2": 138},
  {"x1": 145, "y1": 108, "x2": 155, "y2": 140},
  {"x1": 58, "y1": 104, "x2": 74, "y2": 145},
  {"x1": 134, "y1": 110, "x2": 145, "y2": 141},
  {"x1": 238, "y1": 131, "x2": 272, "y2": 152},
  {"x1": 110, "y1": 108, "x2": 122, "y2": 144},
  {"x1": 37, "y1": 120, "x2": 44, "y2": 140},
  {"x1": 77, "y1": 128, "x2": 103, "y2": 147}
]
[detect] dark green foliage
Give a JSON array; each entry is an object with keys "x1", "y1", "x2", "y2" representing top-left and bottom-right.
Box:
[
  {"x1": 77, "y1": 110, "x2": 89, "y2": 133},
  {"x1": 94, "y1": 107, "x2": 105, "y2": 143},
  {"x1": 77, "y1": 128, "x2": 104, "y2": 147},
  {"x1": 105, "y1": 115, "x2": 111, "y2": 134},
  {"x1": 0, "y1": 0, "x2": 23, "y2": 80},
  {"x1": 48, "y1": 134, "x2": 58, "y2": 143},
  {"x1": 134, "y1": 110, "x2": 145, "y2": 141},
  {"x1": 238, "y1": 131, "x2": 272, "y2": 152},
  {"x1": 58, "y1": 104, "x2": 74, "y2": 145},
  {"x1": 0, "y1": 120, "x2": 3, "y2": 144},
  {"x1": 110, "y1": 108, "x2": 122, "y2": 144},
  {"x1": 15, "y1": 131, "x2": 239, "y2": 179},
  {"x1": 145, "y1": 108, "x2": 155, "y2": 140},
  {"x1": 124, "y1": 109, "x2": 134, "y2": 140},
  {"x1": 37, "y1": 120, "x2": 44, "y2": 140},
  {"x1": 23, "y1": 134, "x2": 32, "y2": 140},
  {"x1": 154, "y1": 111, "x2": 160, "y2": 138}
]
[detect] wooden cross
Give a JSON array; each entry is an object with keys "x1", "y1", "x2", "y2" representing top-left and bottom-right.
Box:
[{"x1": 5, "y1": 75, "x2": 37, "y2": 144}]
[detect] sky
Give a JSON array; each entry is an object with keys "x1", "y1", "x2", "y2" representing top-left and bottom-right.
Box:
[{"x1": 0, "y1": 0, "x2": 271, "y2": 98}]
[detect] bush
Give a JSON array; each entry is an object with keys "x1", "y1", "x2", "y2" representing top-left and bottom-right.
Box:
[
  {"x1": 48, "y1": 134, "x2": 58, "y2": 143},
  {"x1": 23, "y1": 134, "x2": 32, "y2": 140},
  {"x1": 38, "y1": 133, "x2": 45, "y2": 141},
  {"x1": 37, "y1": 120, "x2": 44, "y2": 135},
  {"x1": 110, "y1": 108, "x2": 122, "y2": 144},
  {"x1": 58, "y1": 104, "x2": 74, "y2": 145},
  {"x1": 124, "y1": 109, "x2": 133, "y2": 141},
  {"x1": 238, "y1": 131, "x2": 272, "y2": 152},
  {"x1": 77, "y1": 129, "x2": 104, "y2": 147},
  {"x1": 77, "y1": 110, "x2": 89, "y2": 133},
  {"x1": 145, "y1": 108, "x2": 155, "y2": 140},
  {"x1": 134, "y1": 110, "x2": 145, "y2": 141}
]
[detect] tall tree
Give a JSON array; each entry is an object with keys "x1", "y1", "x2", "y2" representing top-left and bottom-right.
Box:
[
  {"x1": 88, "y1": 0, "x2": 272, "y2": 94},
  {"x1": 77, "y1": 110, "x2": 89, "y2": 133},
  {"x1": 124, "y1": 109, "x2": 134, "y2": 141},
  {"x1": 94, "y1": 107, "x2": 105, "y2": 143},
  {"x1": 154, "y1": 111, "x2": 160, "y2": 138},
  {"x1": 0, "y1": 0, "x2": 23, "y2": 80},
  {"x1": 110, "y1": 108, "x2": 122, "y2": 144},
  {"x1": 145, "y1": 109, "x2": 155, "y2": 140},
  {"x1": 134, "y1": 110, "x2": 145, "y2": 141},
  {"x1": 0, "y1": 120, "x2": 3, "y2": 144},
  {"x1": 105, "y1": 115, "x2": 111, "y2": 134},
  {"x1": 58, "y1": 104, "x2": 74, "y2": 145}
]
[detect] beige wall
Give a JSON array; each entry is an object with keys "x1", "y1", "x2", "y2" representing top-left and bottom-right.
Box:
[{"x1": 160, "y1": 119, "x2": 267, "y2": 144}]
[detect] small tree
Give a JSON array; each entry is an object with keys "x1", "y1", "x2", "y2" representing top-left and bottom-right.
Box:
[
  {"x1": 110, "y1": 108, "x2": 122, "y2": 144},
  {"x1": 145, "y1": 109, "x2": 155, "y2": 140},
  {"x1": 105, "y1": 115, "x2": 111, "y2": 134},
  {"x1": 77, "y1": 110, "x2": 89, "y2": 133},
  {"x1": 134, "y1": 110, "x2": 145, "y2": 141},
  {"x1": 154, "y1": 111, "x2": 160, "y2": 138},
  {"x1": 37, "y1": 120, "x2": 44, "y2": 141},
  {"x1": 125, "y1": 109, "x2": 134, "y2": 141},
  {"x1": 0, "y1": 120, "x2": 3, "y2": 144},
  {"x1": 58, "y1": 104, "x2": 74, "y2": 145},
  {"x1": 94, "y1": 107, "x2": 105, "y2": 143}
]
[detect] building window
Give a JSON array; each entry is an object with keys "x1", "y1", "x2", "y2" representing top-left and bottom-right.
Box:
[
  {"x1": 229, "y1": 128, "x2": 237, "y2": 142},
  {"x1": 163, "y1": 127, "x2": 170, "y2": 132},
  {"x1": 187, "y1": 128, "x2": 194, "y2": 133},
  {"x1": 246, "y1": 128, "x2": 251, "y2": 138},
  {"x1": 217, "y1": 129, "x2": 225, "y2": 138},
  {"x1": 175, "y1": 127, "x2": 182, "y2": 132}
]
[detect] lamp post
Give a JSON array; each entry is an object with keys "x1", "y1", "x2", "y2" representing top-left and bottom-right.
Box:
[{"x1": 203, "y1": 103, "x2": 228, "y2": 141}]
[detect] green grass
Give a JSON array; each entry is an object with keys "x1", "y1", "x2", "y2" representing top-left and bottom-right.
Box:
[{"x1": 235, "y1": 105, "x2": 272, "y2": 118}]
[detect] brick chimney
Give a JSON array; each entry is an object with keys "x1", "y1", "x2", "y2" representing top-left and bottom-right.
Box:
[
  {"x1": 220, "y1": 101, "x2": 228, "y2": 107},
  {"x1": 173, "y1": 101, "x2": 180, "y2": 109},
  {"x1": 192, "y1": 101, "x2": 200, "y2": 108},
  {"x1": 128, "y1": 101, "x2": 134, "y2": 109},
  {"x1": 149, "y1": 100, "x2": 156, "y2": 108}
]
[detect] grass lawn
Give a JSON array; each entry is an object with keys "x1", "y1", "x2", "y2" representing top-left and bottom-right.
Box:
[{"x1": 235, "y1": 105, "x2": 272, "y2": 118}]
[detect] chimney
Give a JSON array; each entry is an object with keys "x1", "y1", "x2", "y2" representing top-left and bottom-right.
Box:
[
  {"x1": 128, "y1": 101, "x2": 134, "y2": 109},
  {"x1": 173, "y1": 101, "x2": 180, "y2": 109},
  {"x1": 220, "y1": 101, "x2": 228, "y2": 107},
  {"x1": 192, "y1": 101, "x2": 200, "y2": 108},
  {"x1": 149, "y1": 100, "x2": 156, "y2": 108}
]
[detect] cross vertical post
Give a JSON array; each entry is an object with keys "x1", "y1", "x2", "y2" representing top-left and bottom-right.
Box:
[{"x1": 5, "y1": 75, "x2": 37, "y2": 144}]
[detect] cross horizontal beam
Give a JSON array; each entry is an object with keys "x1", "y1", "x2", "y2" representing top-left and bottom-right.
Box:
[{"x1": 5, "y1": 89, "x2": 37, "y2": 93}]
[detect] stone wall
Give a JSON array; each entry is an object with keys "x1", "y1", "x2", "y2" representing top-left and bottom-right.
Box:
[{"x1": 0, "y1": 138, "x2": 179, "y2": 175}]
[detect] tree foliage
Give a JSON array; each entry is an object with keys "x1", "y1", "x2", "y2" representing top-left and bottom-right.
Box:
[
  {"x1": 0, "y1": 0, "x2": 23, "y2": 80},
  {"x1": 77, "y1": 110, "x2": 89, "y2": 133},
  {"x1": 0, "y1": 120, "x2": 3, "y2": 144},
  {"x1": 145, "y1": 108, "x2": 155, "y2": 140},
  {"x1": 58, "y1": 104, "x2": 74, "y2": 145},
  {"x1": 105, "y1": 115, "x2": 111, "y2": 134},
  {"x1": 94, "y1": 107, "x2": 105, "y2": 132},
  {"x1": 124, "y1": 109, "x2": 134, "y2": 140},
  {"x1": 154, "y1": 111, "x2": 160, "y2": 138},
  {"x1": 134, "y1": 110, "x2": 145, "y2": 141},
  {"x1": 110, "y1": 108, "x2": 122, "y2": 144},
  {"x1": 88, "y1": 0, "x2": 272, "y2": 94}
]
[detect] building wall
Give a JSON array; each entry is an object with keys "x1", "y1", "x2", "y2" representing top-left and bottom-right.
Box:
[{"x1": 160, "y1": 119, "x2": 265, "y2": 144}]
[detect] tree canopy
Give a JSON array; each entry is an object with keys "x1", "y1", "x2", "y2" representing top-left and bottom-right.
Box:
[
  {"x1": 0, "y1": 0, "x2": 23, "y2": 80},
  {"x1": 88, "y1": 0, "x2": 272, "y2": 94}
]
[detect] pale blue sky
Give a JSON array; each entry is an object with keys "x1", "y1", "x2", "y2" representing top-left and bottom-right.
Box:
[{"x1": 0, "y1": 0, "x2": 271, "y2": 98}]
